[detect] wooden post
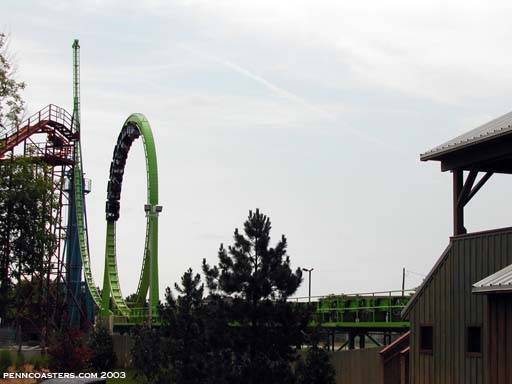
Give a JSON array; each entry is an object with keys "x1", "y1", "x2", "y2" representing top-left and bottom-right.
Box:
[
  {"x1": 453, "y1": 169, "x2": 465, "y2": 235},
  {"x1": 359, "y1": 334, "x2": 366, "y2": 349}
]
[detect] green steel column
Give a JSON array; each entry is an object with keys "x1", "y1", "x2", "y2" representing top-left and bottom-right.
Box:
[
  {"x1": 145, "y1": 205, "x2": 161, "y2": 319},
  {"x1": 150, "y1": 212, "x2": 159, "y2": 315}
]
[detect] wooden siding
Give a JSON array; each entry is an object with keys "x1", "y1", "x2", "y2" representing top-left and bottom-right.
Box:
[
  {"x1": 409, "y1": 227, "x2": 512, "y2": 384},
  {"x1": 487, "y1": 295, "x2": 512, "y2": 384},
  {"x1": 329, "y1": 347, "x2": 382, "y2": 384},
  {"x1": 383, "y1": 353, "x2": 402, "y2": 384},
  {"x1": 380, "y1": 331, "x2": 410, "y2": 384}
]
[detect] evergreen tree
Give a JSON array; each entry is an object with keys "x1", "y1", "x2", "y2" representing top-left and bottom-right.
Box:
[
  {"x1": 160, "y1": 268, "x2": 208, "y2": 384},
  {"x1": 296, "y1": 331, "x2": 336, "y2": 384},
  {"x1": 131, "y1": 325, "x2": 168, "y2": 384},
  {"x1": 133, "y1": 269, "x2": 232, "y2": 384},
  {"x1": 133, "y1": 210, "x2": 308, "y2": 384},
  {"x1": 203, "y1": 209, "x2": 306, "y2": 384}
]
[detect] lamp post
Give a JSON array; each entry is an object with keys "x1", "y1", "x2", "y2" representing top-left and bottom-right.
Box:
[{"x1": 302, "y1": 268, "x2": 314, "y2": 303}]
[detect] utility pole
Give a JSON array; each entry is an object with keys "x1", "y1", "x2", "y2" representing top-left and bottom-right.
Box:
[
  {"x1": 302, "y1": 268, "x2": 314, "y2": 303},
  {"x1": 402, "y1": 267, "x2": 406, "y2": 296}
]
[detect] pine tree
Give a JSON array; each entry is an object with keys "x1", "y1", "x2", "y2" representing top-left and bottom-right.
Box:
[
  {"x1": 133, "y1": 269, "x2": 230, "y2": 384},
  {"x1": 131, "y1": 326, "x2": 168, "y2": 384},
  {"x1": 160, "y1": 268, "x2": 208, "y2": 384},
  {"x1": 296, "y1": 330, "x2": 336, "y2": 384},
  {"x1": 203, "y1": 209, "x2": 306, "y2": 384}
]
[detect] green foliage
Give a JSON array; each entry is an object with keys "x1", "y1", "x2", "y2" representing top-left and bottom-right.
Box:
[
  {"x1": 125, "y1": 292, "x2": 148, "y2": 309},
  {"x1": 202, "y1": 209, "x2": 307, "y2": 384},
  {"x1": 131, "y1": 326, "x2": 168, "y2": 384},
  {"x1": 203, "y1": 209, "x2": 303, "y2": 301},
  {"x1": 28, "y1": 354, "x2": 48, "y2": 370},
  {"x1": 133, "y1": 269, "x2": 236, "y2": 384},
  {"x1": 295, "y1": 328, "x2": 335, "y2": 384},
  {"x1": 0, "y1": 32, "x2": 26, "y2": 130},
  {"x1": 133, "y1": 209, "x2": 308, "y2": 384},
  {"x1": 295, "y1": 347, "x2": 335, "y2": 384},
  {"x1": 0, "y1": 349, "x2": 12, "y2": 373},
  {"x1": 47, "y1": 328, "x2": 91, "y2": 372},
  {"x1": 88, "y1": 324, "x2": 117, "y2": 372},
  {"x1": 0, "y1": 158, "x2": 57, "y2": 325},
  {"x1": 14, "y1": 352, "x2": 24, "y2": 368}
]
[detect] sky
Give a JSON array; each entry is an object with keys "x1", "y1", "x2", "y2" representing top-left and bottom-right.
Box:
[{"x1": 3, "y1": 0, "x2": 512, "y2": 300}]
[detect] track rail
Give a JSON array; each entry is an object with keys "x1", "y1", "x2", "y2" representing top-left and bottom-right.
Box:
[
  {"x1": 100, "y1": 113, "x2": 160, "y2": 318},
  {"x1": 73, "y1": 140, "x2": 103, "y2": 307}
]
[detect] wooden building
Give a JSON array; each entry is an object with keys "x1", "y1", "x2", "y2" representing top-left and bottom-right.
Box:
[
  {"x1": 380, "y1": 331, "x2": 410, "y2": 384},
  {"x1": 402, "y1": 111, "x2": 512, "y2": 384},
  {"x1": 473, "y1": 263, "x2": 512, "y2": 382}
]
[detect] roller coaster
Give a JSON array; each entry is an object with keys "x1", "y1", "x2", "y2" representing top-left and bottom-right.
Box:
[
  {"x1": 0, "y1": 40, "x2": 161, "y2": 327},
  {"x1": 0, "y1": 41, "x2": 414, "y2": 344}
]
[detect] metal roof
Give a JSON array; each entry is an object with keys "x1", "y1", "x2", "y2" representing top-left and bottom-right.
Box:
[
  {"x1": 421, "y1": 110, "x2": 512, "y2": 161},
  {"x1": 473, "y1": 263, "x2": 512, "y2": 294}
]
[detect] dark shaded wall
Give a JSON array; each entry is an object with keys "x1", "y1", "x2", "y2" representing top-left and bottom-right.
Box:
[
  {"x1": 487, "y1": 294, "x2": 512, "y2": 384},
  {"x1": 383, "y1": 353, "x2": 401, "y2": 384}
]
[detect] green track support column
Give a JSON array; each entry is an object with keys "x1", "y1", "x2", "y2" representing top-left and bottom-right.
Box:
[{"x1": 145, "y1": 204, "x2": 162, "y2": 322}]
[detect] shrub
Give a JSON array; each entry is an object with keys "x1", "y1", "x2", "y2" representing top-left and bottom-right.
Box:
[
  {"x1": 295, "y1": 345, "x2": 336, "y2": 384},
  {"x1": 28, "y1": 354, "x2": 49, "y2": 370},
  {"x1": 88, "y1": 324, "x2": 117, "y2": 372},
  {"x1": 47, "y1": 328, "x2": 91, "y2": 372},
  {"x1": 14, "y1": 353, "x2": 25, "y2": 369},
  {"x1": 0, "y1": 350, "x2": 12, "y2": 373}
]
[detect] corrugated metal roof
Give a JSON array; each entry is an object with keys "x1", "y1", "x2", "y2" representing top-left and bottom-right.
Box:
[
  {"x1": 421, "y1": 110, "x2": 512, "y2": 161},
  {"x1": 473, "y1": 263, "x2": 512, "y2": 293}
]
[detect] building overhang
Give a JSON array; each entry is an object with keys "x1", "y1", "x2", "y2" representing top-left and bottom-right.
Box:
[
  {"x1": 473, "y1": 262, "x2": 512, "y2": 294},
  {"x1": 421, "y1": 110, "x2": 512, "y2": 173}
]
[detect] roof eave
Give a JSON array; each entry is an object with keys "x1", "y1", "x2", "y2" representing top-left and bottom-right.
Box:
[
  {"x1": 420, "y1": 129, "x2": 512, "y2": 162},
  {"x1": 472, "y1": 285, "x2": 512, "y2": 294}
]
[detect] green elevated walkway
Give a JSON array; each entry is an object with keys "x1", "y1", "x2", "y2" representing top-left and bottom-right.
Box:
[{"x1": 291, "y1": 289, "x2": 414, "y2": 331}]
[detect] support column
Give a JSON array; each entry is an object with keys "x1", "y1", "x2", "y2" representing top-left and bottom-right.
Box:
[
  {"x1": 145, "y1": 204, "x2": 162, "y2": 326},
  {"x1": 453, "y1": 169, "x2": 465, "y2": 235},
  {"x1": 349, "y1": 333, "x2": 355, "y2": 350},
  {"x1": 359, "y1": 334, "x2": 366, "y2": 349}
]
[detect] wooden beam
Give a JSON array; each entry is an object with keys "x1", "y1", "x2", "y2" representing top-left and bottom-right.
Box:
[
  {"x1": 464, "y1": 172, "x2": 494, "y2": 206},
  {"x1": 457, "y1": 170, "x2": 478, "y2": 207},
  {"x1": 367, "y1": 333, "x2": 382, "y2": 346},
  {"x1": 440, "y1": 135, "x2": 512, "y2": 171}
]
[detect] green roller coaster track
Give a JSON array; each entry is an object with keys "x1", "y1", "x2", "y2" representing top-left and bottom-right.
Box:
[
  {"x1": 0, "y1": 39, "x2": 414, "y2": 331},
  {"x1": 72, "y1": 40, "x2": 160, "y2": 323},
  {"x1": 73, "y1": 114, "x2": 160, "y2": 322}
]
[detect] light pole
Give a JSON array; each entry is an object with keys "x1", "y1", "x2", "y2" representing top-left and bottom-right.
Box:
[{"x1": 302, "y1": 268, "x2": 314, "y2": 303}]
